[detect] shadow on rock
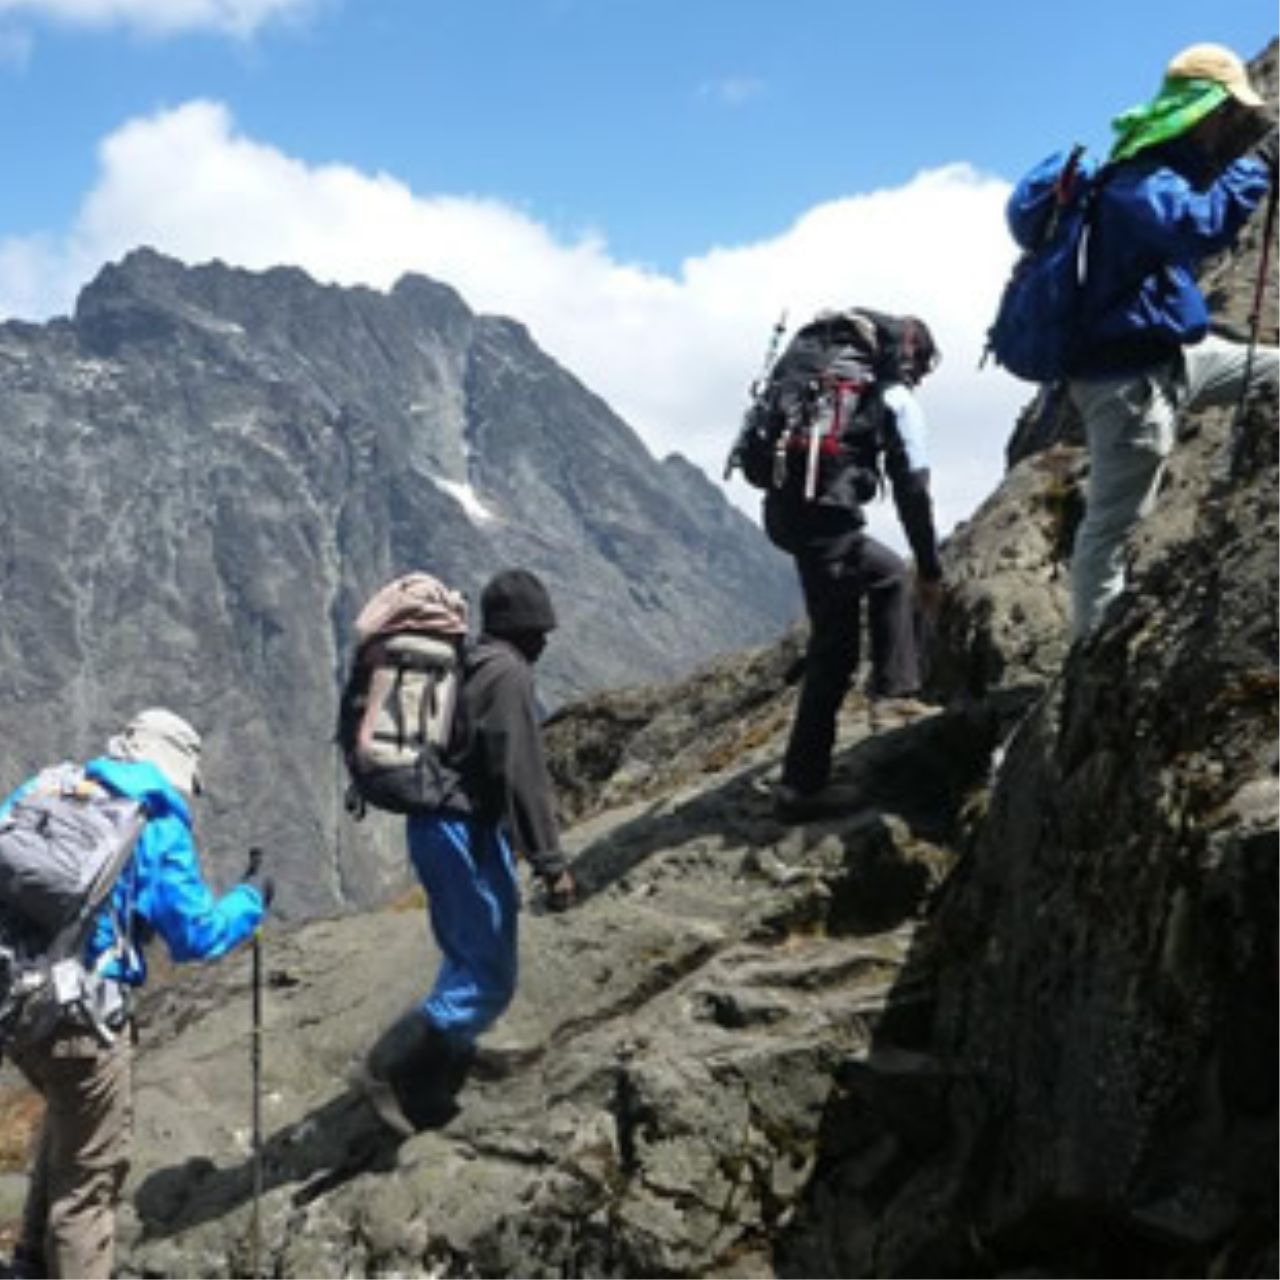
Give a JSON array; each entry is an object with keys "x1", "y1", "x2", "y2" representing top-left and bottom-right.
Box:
[
  {"x1": 571, "y1": 698, "x2": 1019, "y2": 905},
  {"x1": 133, "y1": 1088, "x2": 403, "y2": 1239}
]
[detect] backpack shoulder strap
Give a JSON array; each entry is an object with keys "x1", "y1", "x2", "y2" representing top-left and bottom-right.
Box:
[{"x1": 45, "y1": 788, "x2": 148, "y2": 964}]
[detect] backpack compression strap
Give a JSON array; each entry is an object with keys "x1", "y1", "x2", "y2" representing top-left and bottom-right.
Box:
[
  {"x1": 800, "y1": 377, "x2": 870, "y2": 501},
  {"x1": 46, "y1": 793, "x2": 148, "y2": 964}
]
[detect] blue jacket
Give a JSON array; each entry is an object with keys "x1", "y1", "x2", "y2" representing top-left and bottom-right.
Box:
[
  {"x1": 1073, "y1": 142, "x2": 1270, "y2": 376},
  {"x1": 0, "y1": 757, "x2": 264, "y2": 986}
]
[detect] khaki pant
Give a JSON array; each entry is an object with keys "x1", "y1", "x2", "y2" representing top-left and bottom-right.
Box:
[
  {"x1": 9, "y1": 1027, "x2": 133, "y2": 1280},
  {"x1": 1068, "y1": 335, "x2": 1280, "y2": 638}
]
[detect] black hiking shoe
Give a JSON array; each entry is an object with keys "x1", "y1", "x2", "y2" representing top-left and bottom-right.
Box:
[
  {"x1": 0, "y1": 1244, "x2": 45, "y2": 1280},
  {"x1": 772, "y1": 782, "x2": 863, "y2": 824},
  {"x1": 355, "y1": 1011, "x2": 473, "y2": 1137}
]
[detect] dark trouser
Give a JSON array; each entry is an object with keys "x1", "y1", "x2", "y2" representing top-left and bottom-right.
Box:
[{"x1": 782, "y1": 535, "x2": 919, "y2": 793}]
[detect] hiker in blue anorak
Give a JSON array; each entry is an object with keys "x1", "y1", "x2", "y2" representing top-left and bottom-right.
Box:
[
  {"x1": 1067, "y1": 43, "x2": 1279, "y2": 638},
  {"x1": 2, "y1": 708, "x2": 270, "y2": 1280},
  {"x1": 359, "y1": 568, "x2": 576, "y2": 1137}
]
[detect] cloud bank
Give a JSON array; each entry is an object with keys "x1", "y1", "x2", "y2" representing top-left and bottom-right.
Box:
[
  {"x1": 0, "y1": 98, "x2": 1031, "y2": 548},
  {"x1": 0, "y1": 0, "x2": 315, "y2": 37}
]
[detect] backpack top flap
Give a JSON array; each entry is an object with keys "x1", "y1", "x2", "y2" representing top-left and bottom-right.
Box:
[
  {"x1": 772, "y1": 309, "x2": 881, "y2": 392},
  {"x1": 354, "y1": 573, "x2": 468, "y2": 645},
  {"x1": 1005, "y1": 146, "x2": 1100, "y2": 251}
]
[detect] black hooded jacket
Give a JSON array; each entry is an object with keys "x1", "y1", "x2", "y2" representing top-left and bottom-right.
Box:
[{"x1": 453, "y1": 635, "x2": 565, "y2": 880}]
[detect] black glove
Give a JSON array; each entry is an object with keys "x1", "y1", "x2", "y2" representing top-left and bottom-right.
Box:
[
  {"x1": 1251, "y1": 126, "x2": 1279, "y2": 180},
  {"x1": 243, "y1": 846, "x2": 276, "y2": 909}
]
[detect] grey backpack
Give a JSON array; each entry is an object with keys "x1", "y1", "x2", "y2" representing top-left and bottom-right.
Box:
[{"x1": 0, "y1": 764, "x2": 146, "y2": 1049}]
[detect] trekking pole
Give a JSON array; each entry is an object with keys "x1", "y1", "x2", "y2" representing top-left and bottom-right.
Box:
[
  {"x1": 752, "y1": 309, "x2": 789, "y2": 399},
  {"x1": 1227, "y1": 180, "x2": 1278, "y2": 481},
  {"x1": 250, "y1": 923, "x2": 262, "y2": 1279},
  {"x1": 724, "y1": 310, "x2": 788, "y2": 479},
  {"x1": 246, "y1": 845, "x2": 266, "y2": 1280}
]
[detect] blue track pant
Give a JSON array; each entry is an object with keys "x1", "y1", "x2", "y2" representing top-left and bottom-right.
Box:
[{"x1": 406, "y1": 813, "x2": 519, "y2": 1046}]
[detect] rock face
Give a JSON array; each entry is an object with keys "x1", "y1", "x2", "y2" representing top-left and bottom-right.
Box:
[
  {"x1": 0, "y1": 249, "x2": 797, "y2": 915},
  {"x1": 925, "y1": 442, "x2": 1081, "y2": 705},
  {"x1": 778, "y1": 383, "x2": 1278, "y2": 1278}
]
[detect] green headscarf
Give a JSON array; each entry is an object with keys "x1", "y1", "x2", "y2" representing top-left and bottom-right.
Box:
[{"x1": 1109, "y1": 76, "x2": 1229, "y2": 162}]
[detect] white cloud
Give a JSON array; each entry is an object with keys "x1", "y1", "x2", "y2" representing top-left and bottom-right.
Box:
[
  {"x1": 0, "y1": 98, "x2": 1033, "y2": 551},
  {"x1": 698, "y1": 76, "x2": 765, "y2": 106},
  {"x1": 0, "y1": 0, "x2": 317, "y2": 37}
]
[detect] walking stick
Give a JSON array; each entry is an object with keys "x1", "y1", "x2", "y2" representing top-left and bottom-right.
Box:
[
  {"x1": 250, "y1": 925, "x2": 262, "y2": 1279},
  {"x1": 724, "y1": 309, "x2": 788, "y2": 480},
  {"x1": 1227, "y1": 180, "x2": 1278, "y2": 480},
  {"x1": 245, "y1": 845, "x2": 265, "y2": 1280}
]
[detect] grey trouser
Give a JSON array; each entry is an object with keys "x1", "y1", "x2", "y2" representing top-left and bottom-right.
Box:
[
  {"x1": 1068, "y1": 335, "x2": 1280, "y2": 639},
  {"x1": 9, "y1": 1027, "x2": 133, "y2": 1280}
]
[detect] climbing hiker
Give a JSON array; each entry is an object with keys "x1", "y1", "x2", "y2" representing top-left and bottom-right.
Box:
[
  {"x1": 357, "y1": 568, "x2": 576, "y2": 1136},
  {"x1": 1063, "y1": 42, "x2": 1278, "y2": 638},
  {"x1": 0, "y1": 708, "x2": 270, "y2": 1280},
  {"x1": 730, "y1": 308, "x2": 944, "y2": 822}
]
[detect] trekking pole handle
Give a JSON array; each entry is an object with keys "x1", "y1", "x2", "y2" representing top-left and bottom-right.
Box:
[{"x1": 762, "y1": 310, "x2": 788, "y2": 375}]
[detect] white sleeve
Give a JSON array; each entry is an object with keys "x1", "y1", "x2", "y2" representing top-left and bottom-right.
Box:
[{"x1": 882, "y1": 383, "x2": 929, "y2": 472}]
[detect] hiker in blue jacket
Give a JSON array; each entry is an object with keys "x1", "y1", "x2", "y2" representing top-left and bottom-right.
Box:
[
  {"x1": 358, "y1": 568, "x2": 576, "y2": 1137},
  {"x1": 1068, "y1": 42, "x2": 1278, "y2": 638},
  {"x1": 2, "y1": 708, "x2": 270, "y2": 1280}
]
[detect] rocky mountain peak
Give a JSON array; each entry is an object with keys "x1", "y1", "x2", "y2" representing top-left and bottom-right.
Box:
[{"x1": 0, "y1": 247, "x2": 798, "y2": 917}]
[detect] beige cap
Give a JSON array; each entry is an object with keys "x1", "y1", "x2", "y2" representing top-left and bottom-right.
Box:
[
  {"x1": 108, "y1": 708, "x2": 203, "y2": 797},
  {"x1": 1166, "y1": 43, "x2": 1264, "y2": 108}
]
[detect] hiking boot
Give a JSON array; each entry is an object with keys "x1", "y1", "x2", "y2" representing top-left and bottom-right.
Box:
[
  {"x1": 0, "y1": 1244, "x2": 45, "y2": 1280},
  {"x1": 772, "y1": 782, "x2": 862, "y2": 824},
  {"x1": 355, "y1": 1010, "x2": 473, "y2": 1137}
]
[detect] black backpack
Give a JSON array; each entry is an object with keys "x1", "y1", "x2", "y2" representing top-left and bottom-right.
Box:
[{"x1": 727, "y1": 308, "x2": 908, "y2": 502}]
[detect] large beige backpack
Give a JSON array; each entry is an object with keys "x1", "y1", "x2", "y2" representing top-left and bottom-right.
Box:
[{"x1": 337, "y1": 573, "x2": 470, "y2": 818}]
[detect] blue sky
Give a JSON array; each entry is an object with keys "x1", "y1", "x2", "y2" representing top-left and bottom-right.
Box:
[{"x1": 0, "y1": 0, "x2": 1275, "y2": 546}]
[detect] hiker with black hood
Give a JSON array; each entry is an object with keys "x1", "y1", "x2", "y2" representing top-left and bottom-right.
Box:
[
  {"x1": 359, "y1": 568, "x2": 575, "y2": 1136},
  {"x1": 1067, "y1": 43, "x2": 1278, "y2": 638},
  {"x1": 0, "y1": 709, "x2": 270, "y2": 1280}
]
